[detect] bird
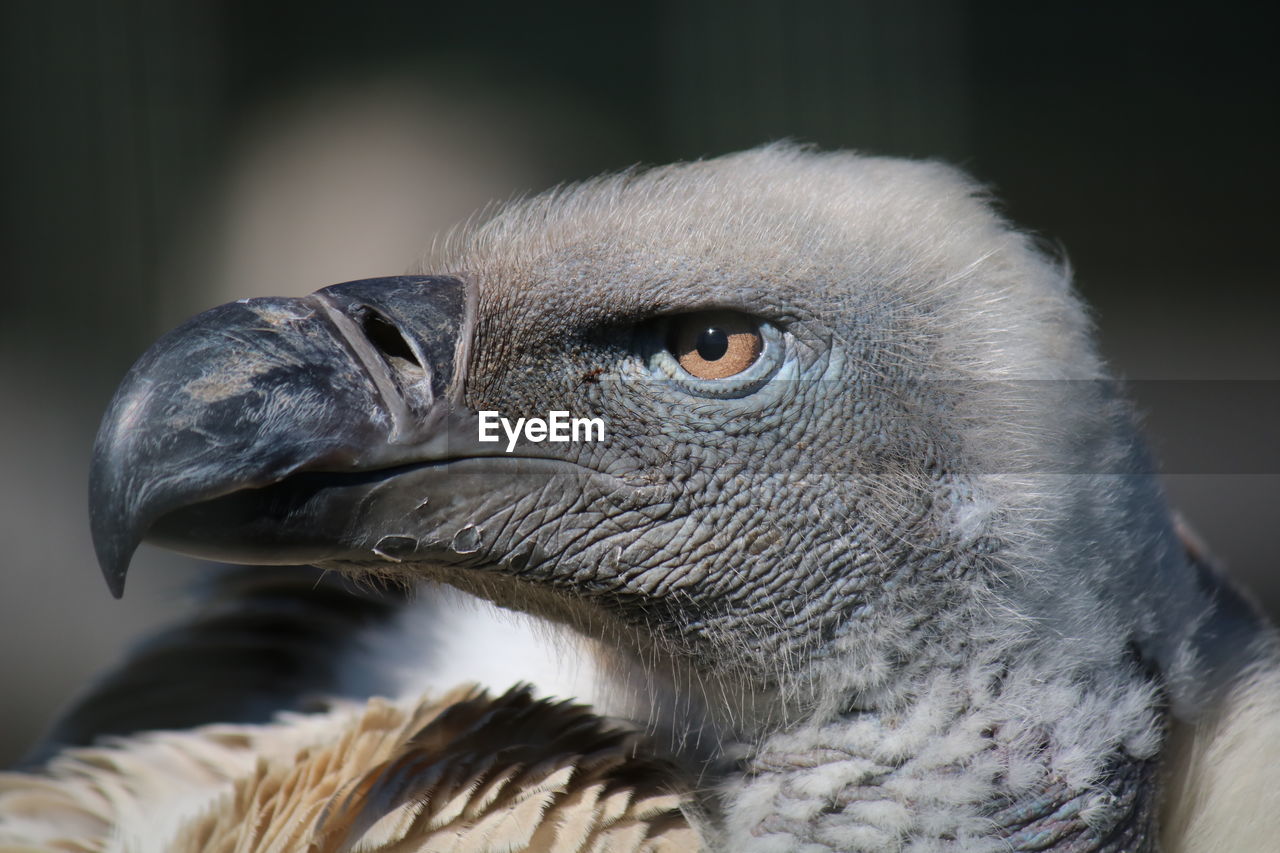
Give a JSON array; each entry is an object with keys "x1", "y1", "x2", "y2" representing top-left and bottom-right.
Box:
[{"x1": 3, "y1": 144, "x2": 1277, "y2": 851}]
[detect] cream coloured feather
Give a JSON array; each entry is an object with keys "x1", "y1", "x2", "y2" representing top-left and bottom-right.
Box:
[{"x1": 0, "y1": 686, "x2": 698, "y2": 852}]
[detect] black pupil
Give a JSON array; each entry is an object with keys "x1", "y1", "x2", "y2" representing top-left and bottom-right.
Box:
[{"x1": 696, "y1": 327, "x2": 729, "y2": 361}]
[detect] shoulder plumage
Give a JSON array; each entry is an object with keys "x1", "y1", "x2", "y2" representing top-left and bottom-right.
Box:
[{"x1": 0, "y1": 686, "x2": 699, "y2": 852}]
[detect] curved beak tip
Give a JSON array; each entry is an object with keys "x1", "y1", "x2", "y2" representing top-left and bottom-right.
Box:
[
  {"x1": 91, "y1": 517, "x2": 135, "y2": 599},
  {"x1": 101, "y1": 560, "x2": 129, "y2": 600}
]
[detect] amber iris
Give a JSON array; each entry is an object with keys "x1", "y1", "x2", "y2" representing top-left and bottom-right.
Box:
[{"x1": 671, "y1": 311, "x2": 763, "y2": 379}]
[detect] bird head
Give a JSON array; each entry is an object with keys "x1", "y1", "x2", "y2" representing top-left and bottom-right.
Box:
[{"x1": 91, "y1": 145, "x2": 1228, "y2": 756}]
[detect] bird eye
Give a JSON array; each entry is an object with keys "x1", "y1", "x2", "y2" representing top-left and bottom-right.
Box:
[
  {"x1": 641, "y1": 310, "x2": 782, "y2": 398},
  {"x1": 669, "y1": 312, "x2": 763, "y2": 379}
]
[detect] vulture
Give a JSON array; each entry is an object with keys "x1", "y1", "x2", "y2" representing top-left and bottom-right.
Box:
[{"x1": 2, "y1": 144, "x2": 1277, "y2": 852}]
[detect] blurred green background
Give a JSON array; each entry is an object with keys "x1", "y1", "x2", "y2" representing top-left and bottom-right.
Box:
[{"x1": 2, "y1": 1, "x2": 1276, "y2": 765}]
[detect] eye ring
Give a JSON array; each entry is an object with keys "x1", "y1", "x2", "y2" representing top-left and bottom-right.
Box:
[{"x1": 669, "y1": 311, "x2": 763, "y2": 379}]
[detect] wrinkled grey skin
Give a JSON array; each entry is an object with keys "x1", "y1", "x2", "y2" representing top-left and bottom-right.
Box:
[{"x1": 74, "y1": 147, "x2": 1270, "y2": 850}]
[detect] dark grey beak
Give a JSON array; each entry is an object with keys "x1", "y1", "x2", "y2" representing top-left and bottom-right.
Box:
[{"x1": 89, "y1": 276, "x2": 473, "y2": 597}]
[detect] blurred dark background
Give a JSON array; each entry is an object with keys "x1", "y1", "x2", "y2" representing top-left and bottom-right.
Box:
[{"x1": 2, "y1": 1, "x2": 1276, "y2": 764}]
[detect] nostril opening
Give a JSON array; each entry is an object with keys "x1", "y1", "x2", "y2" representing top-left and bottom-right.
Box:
[{"x1": 358, "y1": 308, "x2": 421, "y2": 368}]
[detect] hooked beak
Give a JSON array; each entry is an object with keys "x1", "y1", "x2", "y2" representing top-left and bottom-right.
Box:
[{"x1": 89, "y1": 275, "x2": 479, "y2": 597}]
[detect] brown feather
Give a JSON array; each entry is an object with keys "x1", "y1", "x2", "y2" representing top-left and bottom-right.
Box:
[{"x1": 0, "y1": 687, "x2": 700, "y2": 852}]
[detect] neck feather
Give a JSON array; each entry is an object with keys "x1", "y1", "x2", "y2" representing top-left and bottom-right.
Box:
[{"x1": 715, "y1": 639, "x2": 1166, "y2": 851}]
